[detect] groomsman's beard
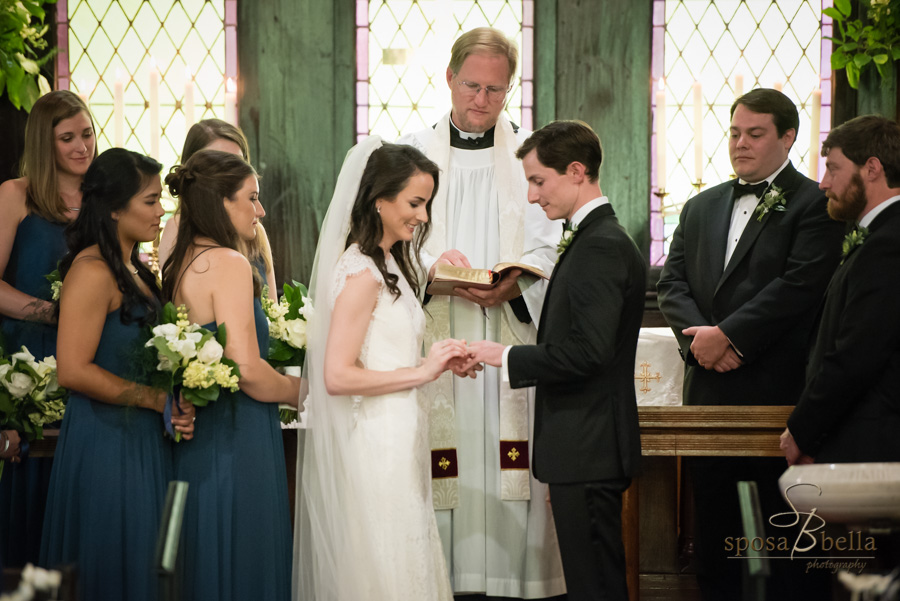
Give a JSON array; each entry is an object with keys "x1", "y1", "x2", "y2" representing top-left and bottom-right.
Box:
[{"x1": 827, "y1": 172, "x2": 868, "y2": 222}]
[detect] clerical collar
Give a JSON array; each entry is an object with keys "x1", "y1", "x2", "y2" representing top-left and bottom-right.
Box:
[
  {"x1": 736, "y1": 157, "x2": 790, "y2": 186},
  {"x1": 860, "y1": 194, "x2": 900, "y2": 228},
  {"x1": 569, "y1": 197, "x2": 610, "y2": 228},
  {"x1": 449, "y1": 120, "x2": 495, "y2": 149}
]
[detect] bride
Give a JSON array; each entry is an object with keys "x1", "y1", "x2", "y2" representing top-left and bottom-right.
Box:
[{"x1": 294, "y1": 137, "x2": 475, "y2": 600}]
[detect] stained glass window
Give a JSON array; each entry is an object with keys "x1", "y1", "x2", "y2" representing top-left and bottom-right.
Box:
[
  {"x1": 357, "y1": 0, "x2": 533, "y2": 142},
  {"x1": 57, "y1": 0, "x2": 238, "y2": 187},
  {"x1": 650, "y1": 0, "x2": 833, "y2": 265}
]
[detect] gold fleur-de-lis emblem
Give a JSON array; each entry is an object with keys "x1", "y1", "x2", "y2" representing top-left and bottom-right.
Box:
[
  {"x1": 507, "y1": 447, "x2": 520, "y2": 462},
  {"x1": 439, "y1": 457, "x2": 451, "y2": 470}
]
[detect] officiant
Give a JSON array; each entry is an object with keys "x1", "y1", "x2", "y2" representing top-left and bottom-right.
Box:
[
  {"x1": 397, "y1": 26, "x2": 564, "y2": 599},
  {"x1": 656, "y1": 88, "x2": 844, "y2": 600}
]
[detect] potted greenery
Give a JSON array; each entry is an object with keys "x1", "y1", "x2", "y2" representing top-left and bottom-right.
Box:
[{"x1": 1, "y1": 0, "x2": 57, "y2": 112}]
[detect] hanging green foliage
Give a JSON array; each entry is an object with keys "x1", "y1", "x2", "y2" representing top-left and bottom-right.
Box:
[{"x1": 0, "y1": 0, "x2": 58, "y2": 112}]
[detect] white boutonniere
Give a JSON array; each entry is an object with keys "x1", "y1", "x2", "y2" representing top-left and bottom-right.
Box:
[
  {"x1": 753, "y1": 185, "x2": 788, "y2": 222},
  {"x1": 557, "y1": 223, "x2": 578, "y2": 256}
]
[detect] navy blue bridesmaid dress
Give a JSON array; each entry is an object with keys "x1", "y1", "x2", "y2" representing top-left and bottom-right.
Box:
[
  {"x1": 174, "y1": 297, "x2": 291, "y2": 601},
  {"x1": 0, "y1": 213, "x2": 67, "y2": 567},
  {"x1": 40, "y1": 306, "x2": 173, "y2": 601}
]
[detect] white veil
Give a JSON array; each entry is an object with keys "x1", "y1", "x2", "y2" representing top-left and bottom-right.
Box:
[{"x1": 292, "y1": 135, "x2": 388, "y2": 601}]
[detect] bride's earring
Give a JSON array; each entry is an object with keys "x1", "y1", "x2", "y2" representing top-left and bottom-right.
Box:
[{"x1": 376, "y1": 204, "x2": 381, "y2": 214}]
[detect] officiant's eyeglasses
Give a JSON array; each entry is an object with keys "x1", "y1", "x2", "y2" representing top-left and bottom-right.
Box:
[{"x1": 457, "y1": 80, "x2": 511, "y2": 102}]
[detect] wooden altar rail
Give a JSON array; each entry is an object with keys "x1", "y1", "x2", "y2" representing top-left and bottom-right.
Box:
[{"x1": 624, "y1": 405, "x2": 794, "y2": 601}]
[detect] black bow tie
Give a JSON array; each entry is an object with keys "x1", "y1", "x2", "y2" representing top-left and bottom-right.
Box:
[{"x1": 733, "y1": 180, "x2": 769, "y2": 199}]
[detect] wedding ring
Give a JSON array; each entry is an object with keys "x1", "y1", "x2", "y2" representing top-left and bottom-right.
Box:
[{"x1": 192, "y1": 417, "x2": 196, "y2": 423}]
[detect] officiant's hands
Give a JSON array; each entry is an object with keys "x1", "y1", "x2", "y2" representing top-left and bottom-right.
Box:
[{"x1": 456, "y1": 269, "x2": 523, "y2": 308}]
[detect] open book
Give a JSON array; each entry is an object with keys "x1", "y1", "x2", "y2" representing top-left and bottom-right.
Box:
[{"x1": 426, "y1": 262, "x2": 548, "y2": 296}]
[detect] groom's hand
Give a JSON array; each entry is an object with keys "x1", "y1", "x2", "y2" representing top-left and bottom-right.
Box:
[
  {"x1": 465, "y1": 340, "x2": 505, "y2": 368},
  {"x1": 456, "y1": 269, "x2": 523, "y2": 308}
]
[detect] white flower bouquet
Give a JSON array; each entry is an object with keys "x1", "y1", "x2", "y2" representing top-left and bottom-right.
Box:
[
  {"x1": 261, "y1": 282, "x2": 312, "y2": 425},
  {"x1": 0, "y1": 345, "x2": 67, "y2": 477},
  {"x1": 144, "y1": 303, "x2": 241, "y2": 440}
]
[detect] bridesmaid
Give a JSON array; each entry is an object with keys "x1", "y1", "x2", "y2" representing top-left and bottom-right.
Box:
[
  {"x1": 158, "y1": 118, "x2": 276, "y2": 299},
  {"x1": 0, "y1": 90, "x2": 96, "y2": 566},
  {"x1": 40, "y1": 148, "x2": 195, "y2": 601},
  {"x1": 162, "y1": 150, "x2": 300, "y2": 601}
]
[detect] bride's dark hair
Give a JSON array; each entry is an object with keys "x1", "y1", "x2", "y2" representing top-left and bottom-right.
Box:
[
  {"x1": 59, "y1": 148, "x2": 164, "y2": 325},
  {"x1": 348, "y1": 143, "x2": 439, "y2": 298}
]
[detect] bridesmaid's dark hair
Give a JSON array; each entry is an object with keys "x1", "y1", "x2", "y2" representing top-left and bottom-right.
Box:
[
  {"x1": 348, "y1": 143, "x2": 439, "y2": 299},
  {"x1": 59, "y1": 148, "x2": 163, "y2": 325},
  {"x1": 162, "y1": 149, "x2": 260, "y2": 300}
]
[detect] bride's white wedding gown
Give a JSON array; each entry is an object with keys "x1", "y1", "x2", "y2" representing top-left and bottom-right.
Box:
[{"x1": 330, "y1": 243, "x2": 452, "y2": 600}]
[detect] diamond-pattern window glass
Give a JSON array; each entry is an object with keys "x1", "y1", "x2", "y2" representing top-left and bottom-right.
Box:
[
  {"x1": 357, "y1": 0, "x2": 534, "y2": 142},
  {"x1": 58, "y1": 0, "x2": 238, "y2": 215},
  {"x1": 650, "y1": 0, "x2": 833, "y2": 265}
]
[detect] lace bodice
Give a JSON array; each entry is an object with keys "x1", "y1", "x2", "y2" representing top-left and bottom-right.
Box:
[{"x1": 331, "y1": 244, "x2": 425, "y2": 371}]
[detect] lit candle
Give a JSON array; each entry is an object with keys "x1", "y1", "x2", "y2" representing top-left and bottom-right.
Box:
[
  {"x1": 693, "y1": 80, "x2": 703, "y2": 182},
  {"x1": 225, "y1": 77, "x2": 237, "y2": 125},
  {"x1": 184, "y1": 66, "x2": 195, "y2": 128},
  {"x1": 734, "y1": 73, "x2": 744, "y2": 99},
  {"x1": 808, "y1": 87, "x2": 822, "y2": 180},
  {"x1": 114, "y1": 69, "x2": 125, "y2": 147},
  {"x1": 77, "y1": 79, "x2": 90, "y2": 107},
  {"x1": 149, "y1": 57, "x2": 160, "y2": 159},
  {"x1": 773, "y1": 81, "x2": 783, "y2": 92},
  {"x1": 656, "y1": 77, "x2": 667, "y2": 191}
]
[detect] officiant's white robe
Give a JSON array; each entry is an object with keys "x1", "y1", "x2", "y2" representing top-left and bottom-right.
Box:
[{"x1": 399, "y1": 114, "x2": 565, "y2": 598}]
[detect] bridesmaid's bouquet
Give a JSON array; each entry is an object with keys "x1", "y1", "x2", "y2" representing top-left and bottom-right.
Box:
[
  {"x1": 0, "y1": 345, "x2": 67, "y2": 477},
  {"x1": 144, "y1": 303, "x2": 241, "y2": 441},
  {"x1": 45, "y1": 267, "x2": 63, "y2": 301},
  {"x1": 261, "y1": 282, "x2": 312, "y2": 425}
]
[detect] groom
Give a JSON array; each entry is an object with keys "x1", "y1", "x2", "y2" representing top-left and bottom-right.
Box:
[{"x1": 466, "y1": 120, "x2": 645, "y2": 601}]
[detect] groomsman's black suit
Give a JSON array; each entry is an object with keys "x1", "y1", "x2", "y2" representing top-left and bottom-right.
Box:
[
  {"x1": 657, "y1": 162, "x2": 844, "y2": 599},
  {"x1": 508, "y1": 203, "x2": 645, "y2": 601},
  {"x1": 789, "y1": 200, "x2": 900, "y2": 462}
]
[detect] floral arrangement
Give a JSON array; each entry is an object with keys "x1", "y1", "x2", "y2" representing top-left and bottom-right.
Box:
[
  {"x1": 45, "y1": 267, "x2": 62, "y2": 301},
  {"x1": 828, "y1": 0, "x2": 900, "y2": 88},
  {"x1": 841, "y1": 225, "x2": 869, "y2": 262},
  {"x1": 754, "y1": 185, "x2": 788, "y2": 222},
  {"x1": 261, "y1": 282, "x2": 312, "y2": 424},
  {"x1": 144, "y1": 303, "x2": 240, "y2": 440},
  {"x1": 0, "y1": 345, "x2": 67, "y2": 477}
]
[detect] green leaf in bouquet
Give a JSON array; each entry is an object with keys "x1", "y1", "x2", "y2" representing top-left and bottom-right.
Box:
[
  {"x1": 216, "y1": 323, "x2": 228, "y2": 348},
  {"x1": 221, "y1": 357, "x2": 242, "y2": 380},
  {"x1": 183, "y1": 385, "x2": 220, "y2": 407},
  {"x1": 162, "y1": 302, "x2": 179, "y2": 324},
  {"x1": 151, "y1": 337, "x2": 182, "y2": 371},
  {"x1": 268, "y1": 339, "x2": 296, "y2": 362}
]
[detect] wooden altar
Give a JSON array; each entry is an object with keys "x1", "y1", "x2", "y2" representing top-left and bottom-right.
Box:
[{"x1": 624, "y1": 405, "x2": 793, "y2": 601}]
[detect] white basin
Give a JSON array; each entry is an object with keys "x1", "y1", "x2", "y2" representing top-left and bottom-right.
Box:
[{"x1": 778, "y1": 463, "x2": 900, "y2": 524}]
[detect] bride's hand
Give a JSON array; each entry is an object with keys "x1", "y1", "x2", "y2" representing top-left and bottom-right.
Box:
[{"x1": 422, "y1": 339, "x2": 469, "y2": 382}]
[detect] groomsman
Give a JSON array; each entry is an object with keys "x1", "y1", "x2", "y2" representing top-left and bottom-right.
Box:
[
  {"x1": 468, "y1": 120, "x2": 645, "y2": 601},
  {"x1": 657, "y1": 88, "x2": 844, "y2": 599},
  {"x1": 783, "y1": 115, "x2": 900, "y2": 464}
]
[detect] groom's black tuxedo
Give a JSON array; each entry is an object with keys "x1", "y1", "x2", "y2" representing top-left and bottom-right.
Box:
[
  {"x1": 656, "y1": 162, "x2": 843, "y2": 600},
  {"x1": 789, "y1": 200, "x2": 900, "y2": 463},
  {"x1": 508, "y1": 203, "x2": 645, "y2": 601}
]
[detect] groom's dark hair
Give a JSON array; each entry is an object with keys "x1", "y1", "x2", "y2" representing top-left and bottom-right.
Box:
[
  {"x1": 515, "y1": 120, "x2": 603, "y2": 182},
  {"x1": 731, "y1": 88, "x2": 799, "y2": 140}
]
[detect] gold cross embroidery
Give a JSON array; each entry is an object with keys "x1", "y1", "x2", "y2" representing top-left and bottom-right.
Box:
[
  {"x1": 507, "y1": 447, "x2": 520, "y2": 462},
  {"x1": 634, "y1": 361, "x2": 661, "y2": 394},
  {"x1": 439, "y1": 457, "x2": 451, "y2": 470}
]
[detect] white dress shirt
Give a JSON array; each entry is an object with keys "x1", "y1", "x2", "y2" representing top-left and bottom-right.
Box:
[
  {"x1": 860, "y1": 194, "x2": 900, "y2": 228},
  {"x1": 724, "y1": 158, "x2": 791, "y2": 267}
]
